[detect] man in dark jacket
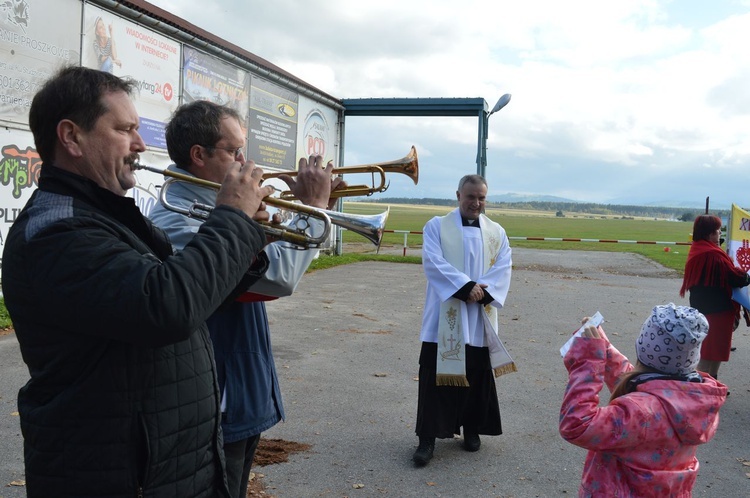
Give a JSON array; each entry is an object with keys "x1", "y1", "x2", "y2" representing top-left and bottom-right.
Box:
[
  {"x1": 149, "y1": 100, "x2": 341, "y2": 498},
  {"x1": 1, "y1": 66, "x2": 276, "y2": 497}
]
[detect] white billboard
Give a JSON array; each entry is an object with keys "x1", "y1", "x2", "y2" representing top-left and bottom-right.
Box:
[
  {"x1": 296, "y1": 95, "x2": 339, "y2": 168},
  {"x1": 0, "y1": 0, "x2": 81, "y2": 125},
  {"x1": 83, "y1": 4, "x2": 181, "y2": 149},
  {"x1": 0, "y1": 127, "x2": 38, "y2": 268}
]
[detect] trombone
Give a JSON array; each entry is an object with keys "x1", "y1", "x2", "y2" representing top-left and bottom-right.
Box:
[
  {"x1": 262, "y1": 146, "x2": 419, "y2": 200},
  {"x1": 135, "y1": 163, "x2": 389, "y2": 248}
]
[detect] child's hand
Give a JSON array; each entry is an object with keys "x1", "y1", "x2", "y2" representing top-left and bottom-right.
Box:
[{"x1": 581, "y1": 325, "x2": 601, "y2": 339}]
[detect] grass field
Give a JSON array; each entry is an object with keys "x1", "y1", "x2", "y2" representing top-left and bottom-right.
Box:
[{"x1": 341, "y1": 201, "x2": 693, "y2": 273}]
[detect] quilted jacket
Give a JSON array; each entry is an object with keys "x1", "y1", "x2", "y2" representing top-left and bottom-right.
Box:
[
  {"x1": 1, "y1": 166, "x2": 267, "y2": 497},
  {"x1": 560, "y1": 330, "x2": 727, "y2": 498}
]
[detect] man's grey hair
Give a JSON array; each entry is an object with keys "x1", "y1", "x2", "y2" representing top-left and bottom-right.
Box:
[{"x1": 457, "y1": 174, "x2": 487, "y2": 191}]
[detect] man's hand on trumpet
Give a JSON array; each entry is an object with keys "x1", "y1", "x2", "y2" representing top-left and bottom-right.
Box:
[
  {"x1": 276, "y1": 155, "x2": 347, "y2": 210},
  {"x1": 215, "y1": 160, "x2": 276, "y2": 223},
  {"x1": 328, "y1": 176, "x2": 348, "y2": 210}
]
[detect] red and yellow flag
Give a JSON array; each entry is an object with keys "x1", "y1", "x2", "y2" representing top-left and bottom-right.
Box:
[{"x1": 728, "y1": 204, "x2": 750, "y2": 308}]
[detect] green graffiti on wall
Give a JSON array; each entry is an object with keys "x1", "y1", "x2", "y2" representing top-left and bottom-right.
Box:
[{"x1": 0, "y1": 145, "x2": 41, "y2": 199}]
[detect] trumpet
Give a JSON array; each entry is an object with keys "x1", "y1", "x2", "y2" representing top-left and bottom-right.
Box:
[
  {"x1": 135, "y1": 163, "x2": 389, "y2": 248},
  {"x1": 262, "y1": 146, "x2": 419, "y2": 200}
]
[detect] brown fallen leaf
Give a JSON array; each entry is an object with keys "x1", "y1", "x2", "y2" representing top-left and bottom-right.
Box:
[
  {"x1": 11, "y1": 411, "x2": 19, "y2": 416},
  {"x1": 353, "y1": 483, "x2": 364, "y2": 489},
  {"x1": 10, "y1": 480, "x2": 26, "y2": 486},
  {"x1": 426, "y1": 482, "x2": 436, "y2": 486}
]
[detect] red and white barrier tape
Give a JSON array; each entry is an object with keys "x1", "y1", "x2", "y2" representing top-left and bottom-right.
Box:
[{"x1": 508, "y1": 237, "x2": 691, "y2": 245}]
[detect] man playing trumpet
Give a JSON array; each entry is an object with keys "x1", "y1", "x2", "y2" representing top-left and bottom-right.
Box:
[
  {"x1": 149, "y1": 100, "x2": 344, "y2": 498},
  {"x1": 3, "y1": 67, "x2": 275, "y2": 497}
]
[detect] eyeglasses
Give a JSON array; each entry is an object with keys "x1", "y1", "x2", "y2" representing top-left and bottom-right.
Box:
[{"x1": 200, "y1": 144, "x2": 244, "y2": 160}]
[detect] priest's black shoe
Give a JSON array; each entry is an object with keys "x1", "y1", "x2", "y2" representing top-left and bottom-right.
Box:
[
  {"x1": 413, "y1": 437, "x2": 435, "y2": 466},
  {"x1": 463, "y1": 432, "x2": 481, "y2": 452}
]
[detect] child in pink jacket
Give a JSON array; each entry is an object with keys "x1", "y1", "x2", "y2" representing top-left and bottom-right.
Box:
[{"x1": 560, "y1": 303, "x2": 728, "y2": 497}]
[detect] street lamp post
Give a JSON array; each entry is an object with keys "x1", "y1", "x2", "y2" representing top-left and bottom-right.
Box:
[{"x1": 476, "y1": 93, "x2": 511, "y2": 178}]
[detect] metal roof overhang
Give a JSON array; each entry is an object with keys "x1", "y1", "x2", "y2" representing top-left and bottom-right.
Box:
[
  {"x1": 341, "y1": 97, "x2": 488, "y2": 117},
  {"x1": 341, "y1": 98, "x2": 492, "y2": 177}
]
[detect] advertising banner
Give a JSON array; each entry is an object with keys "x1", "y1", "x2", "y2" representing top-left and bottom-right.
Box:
[
  {"x1": 296, "y1": 95, "x2": 339, "y2": 167},
  {"x1": 728, "y1": 204, "x2": 750, "y2": 308},
  {"x1": 131, "y1": 149, "x2": 172, "y2": 218},
  {"x1": 82, "y1": 4, "x2": 180, "y2": 149},
  {"x1": 248, "y1": 75, "x2": 298, "y2": 171},
  {"x1": 0, "y1": 127, "x2": 39, "y2": 268},
  {"x1": 0, "y1": 0, "x2": 81, "y2": 125},
  {"x1": 182, "y1": 47, "x2": 250, "y2": 126}
]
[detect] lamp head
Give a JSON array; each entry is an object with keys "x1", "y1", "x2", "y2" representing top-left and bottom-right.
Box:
[{"x1": 489, "y1": 93, "x2": 512, "y2": 115}]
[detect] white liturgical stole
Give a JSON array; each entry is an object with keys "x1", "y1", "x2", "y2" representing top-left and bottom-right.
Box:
[{"x1": 436, "y1": 213, "x2": 516, "y2": 386}]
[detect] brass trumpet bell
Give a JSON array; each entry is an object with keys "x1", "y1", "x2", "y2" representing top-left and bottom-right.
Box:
[{"x1": 264, "y1": 146, "x2": 419, "y2": 200}]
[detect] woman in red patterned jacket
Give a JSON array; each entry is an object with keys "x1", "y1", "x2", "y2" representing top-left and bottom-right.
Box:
[{"x1": 680, "y1": 214, "x2": 750, "y2": 379}]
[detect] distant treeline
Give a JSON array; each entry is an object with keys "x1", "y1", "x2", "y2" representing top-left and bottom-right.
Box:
[{"x1": 362, "y1": 198, "x2": 730, "y2": 221}]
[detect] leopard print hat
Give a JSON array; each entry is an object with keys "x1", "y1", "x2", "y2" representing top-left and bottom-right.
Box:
[{"x1": 635, "y1": 303, "x2": 708, "y2": 375}]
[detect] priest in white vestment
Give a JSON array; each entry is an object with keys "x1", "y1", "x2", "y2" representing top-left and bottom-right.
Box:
[{"x1": 413, "y1": 174, "x2": 513, "y2": 467}]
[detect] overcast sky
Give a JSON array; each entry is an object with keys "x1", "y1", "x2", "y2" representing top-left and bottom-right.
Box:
[{"x1": 147, "y1": 0, "x2": 750, "y2": 208}]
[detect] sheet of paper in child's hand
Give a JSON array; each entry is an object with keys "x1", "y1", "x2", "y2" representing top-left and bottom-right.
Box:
[{"x1": 559, "y1": 311, "x2": 604, "y2": 357}]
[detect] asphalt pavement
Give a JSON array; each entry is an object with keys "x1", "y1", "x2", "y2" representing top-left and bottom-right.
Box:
[{"x1": 1, "y1": 248, "x2": 749, "y2": 498}]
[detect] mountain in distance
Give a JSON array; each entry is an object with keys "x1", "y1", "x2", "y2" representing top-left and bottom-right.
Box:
[
  {"x1": 488, "y1": 192, "x2": 578, "y2": 203},
  {"x1": 490, "y1": 192, "x2": 723, "y2": 210},
  {"x1": 373, "y1": 192, "x2": 724, "y2": 213},
  {"x1": 606, "y1": 194, "x2": 730, "y2": 210}
]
